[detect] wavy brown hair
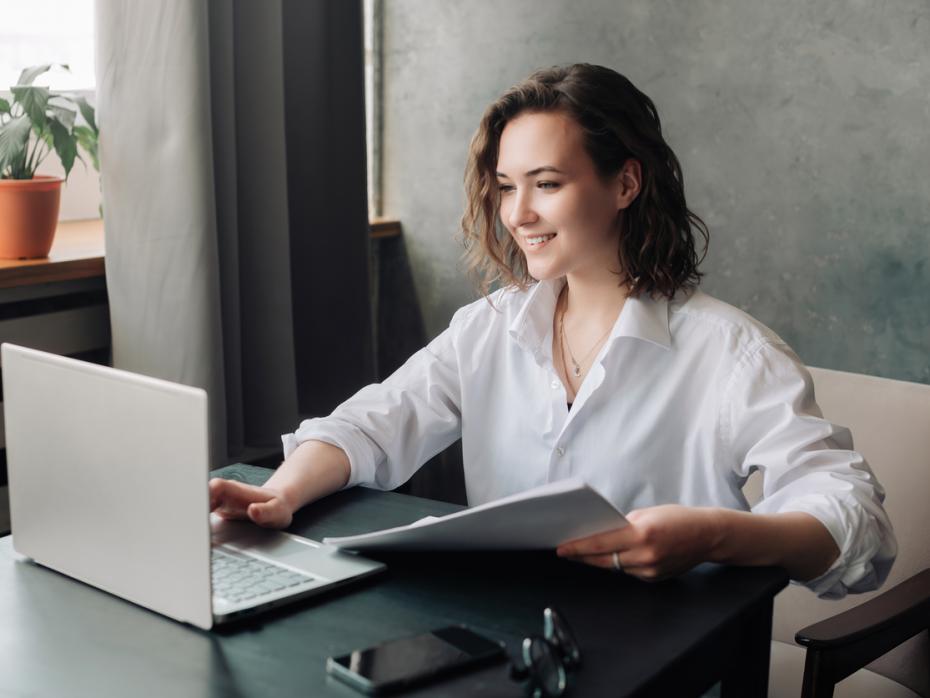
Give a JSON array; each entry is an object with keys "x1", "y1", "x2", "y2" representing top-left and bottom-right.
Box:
[{"x1": 461, "y1": 63, "x2": 709, "y2": 299}]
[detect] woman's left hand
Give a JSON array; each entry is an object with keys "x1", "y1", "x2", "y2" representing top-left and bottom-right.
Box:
[{"x1": 556, "y1": 505, "x2": 723, "y2": 581}]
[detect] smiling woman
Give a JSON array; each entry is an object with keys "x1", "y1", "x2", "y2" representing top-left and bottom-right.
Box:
[
  {"x1": 463, "y1": 64, "x2": 707, "y2": 301},
  {"x1": 210, "y1": 63, "x2": 895, "y2": 602},
  {"x1": 495, "y1": 112, "x2": 640, "y2": 287}
]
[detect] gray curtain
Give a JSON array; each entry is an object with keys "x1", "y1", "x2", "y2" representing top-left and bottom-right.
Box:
[{"x1": 95, "y1": 0, "x2": 374, "y2": 467}]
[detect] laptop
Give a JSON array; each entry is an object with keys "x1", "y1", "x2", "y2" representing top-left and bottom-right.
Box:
[{"x1": 1, "y1": 343, "x2": 385, "y2": 630}]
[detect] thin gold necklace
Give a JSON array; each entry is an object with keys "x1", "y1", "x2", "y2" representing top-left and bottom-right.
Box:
[
  {"x1": 559, "y1": 291, "x2": 613, "y2": 378},
  {"x1": 558, "y1": 317, "x2": 575, "y2": 386}
]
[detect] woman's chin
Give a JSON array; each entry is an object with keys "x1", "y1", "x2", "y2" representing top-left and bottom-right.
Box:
[{"x1": 527, "y1": 267, "x2": 562, "y2": 283}]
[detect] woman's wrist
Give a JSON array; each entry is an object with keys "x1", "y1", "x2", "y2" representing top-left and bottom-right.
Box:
[
  {"x1": 266, "y1": 439, "x2": 352, "y2": 513},
  {"x1": 270, "y1": 482, "x2": 300, "y2": 517},
  {"x1": 703, "y1": 507, "x2": 731, "y2": 562},
  {"x1": 705, "y1": 508, "x2": 783, "y2": 568}
]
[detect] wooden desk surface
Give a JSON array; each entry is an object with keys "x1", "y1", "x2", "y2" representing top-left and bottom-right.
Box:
[
  {"x1": 0, "y1": 219, "x2": 105, "y2": 289},
  {"x1": 0, "y1": 464, "x2": 788, "y2": 697}
]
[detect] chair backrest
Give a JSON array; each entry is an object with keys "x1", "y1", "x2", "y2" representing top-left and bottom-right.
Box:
[{"x1": 743, "y1": 366, "x2": 930, "y2": 695}]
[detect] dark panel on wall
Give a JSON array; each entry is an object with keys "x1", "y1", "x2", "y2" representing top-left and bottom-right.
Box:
[{"x1": 281, "y1": 0, "x2": 375, "y2": 415}]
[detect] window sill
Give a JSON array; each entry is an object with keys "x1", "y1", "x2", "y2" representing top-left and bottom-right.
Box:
[
  {"x1": 0, "y1": 218, "x2": 401, "y2": 291},
  {"x1": 0, "y1": 218, "x2": 105, "y2": 289},
  {"x1": 370, "y1": 218, "x2": 401, "y2": 239}
]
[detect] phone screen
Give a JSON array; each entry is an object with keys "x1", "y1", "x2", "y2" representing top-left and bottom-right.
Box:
[{"x1": 327, "y1": 626, "x2": 506, "y2": 693}]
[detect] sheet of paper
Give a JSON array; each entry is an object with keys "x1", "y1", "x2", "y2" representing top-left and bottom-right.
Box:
[{"x1": 322, "y1": 478, "x2": 627, "y2": 551}]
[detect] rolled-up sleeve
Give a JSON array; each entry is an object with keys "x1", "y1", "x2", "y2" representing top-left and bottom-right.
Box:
[
  {"x1": 723, "y1": 339, "x2": 897, "y2": 598},
  {"x1": 281, "y1": 309, "x2": 467, "y2": 491}
]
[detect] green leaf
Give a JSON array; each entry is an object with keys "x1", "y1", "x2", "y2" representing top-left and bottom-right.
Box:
[
  {"x1": 48, "y1": 119, "x2": 77, "y2": 178},
  {"x1": 47, "y1": 103, "x2": 76, "y2": 131},
  {"x1": 11, "y1": 86, "x2": 49, "y2": 129},
  {"x1": 73, "y1": 124, "x2": 94, "y2": 143},
  {"x1": 73, "y1": 125, "x2": 99, "y2": 171},
  {"x1": 17, "y1": 64, "x2": 69, "y2": 86},
  {"x1": 61, "y1": 93, "x2": 97, "y2": 133},
  {"x1": 0, "y1": 97, "x2": 10, "y2": 115},
  {"x1": 0, "y1": 116, "x2": 32, "y2": 177},
  {"x1": 17, "y1": 65, "x2": 52, "y2": 86}
]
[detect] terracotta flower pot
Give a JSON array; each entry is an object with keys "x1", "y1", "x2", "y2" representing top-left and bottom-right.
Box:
[{"x1": 0, "y1": 175, "x2": 64, "y2": 259}]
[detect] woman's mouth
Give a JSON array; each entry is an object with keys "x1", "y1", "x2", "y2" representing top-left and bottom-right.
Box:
[{"x1": 524, "y1": 233, "x2": 556, "y2": 248}]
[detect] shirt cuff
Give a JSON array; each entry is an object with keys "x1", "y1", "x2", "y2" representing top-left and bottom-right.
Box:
[
  {"x1": 768, "y1": 493, "x2": 895, "y2": 598},
  {"x1": 280, "y1": 417, "x2": 383, "y2": 489}
]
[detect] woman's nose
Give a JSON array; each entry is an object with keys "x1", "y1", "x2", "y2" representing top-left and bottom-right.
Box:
[{"x1": 507, "y1": 189, "x2": 538, "y2": 229}]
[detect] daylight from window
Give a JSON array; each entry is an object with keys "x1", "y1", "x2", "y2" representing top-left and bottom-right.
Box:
[{"x1": 0, "y1": 0, "x2": 95, "y2": 91}]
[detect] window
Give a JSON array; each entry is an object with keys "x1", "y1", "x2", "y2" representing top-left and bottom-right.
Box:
[
  {"x1": 0, "y1": 0, "x2": 95, "y2": 89},
  {"x1": 363, "y1": 0, "x2": 382, "y2": 219}
]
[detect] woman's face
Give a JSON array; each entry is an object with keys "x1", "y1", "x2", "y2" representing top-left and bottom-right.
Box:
[{"x1": 496, "y1": 110, "x2": 637, "y2": 283}]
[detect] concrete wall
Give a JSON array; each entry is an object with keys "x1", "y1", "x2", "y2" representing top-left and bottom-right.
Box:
[{"x1": 381, "y1": 0, "x2": 930, "y2": 383}]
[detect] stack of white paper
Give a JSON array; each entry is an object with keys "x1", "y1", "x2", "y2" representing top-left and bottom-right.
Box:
[{"x1": 323, "y1": 478, "x2": 628, "y2": 551}]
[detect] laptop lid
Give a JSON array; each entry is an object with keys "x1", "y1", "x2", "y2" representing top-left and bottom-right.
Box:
[{"x1": 2, "y1": 343, "x2": 214, "y2": 629}]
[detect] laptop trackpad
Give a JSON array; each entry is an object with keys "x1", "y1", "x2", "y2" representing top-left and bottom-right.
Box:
[{"x1": 210, "y1": 515, "x2": 375, "y2": 579}]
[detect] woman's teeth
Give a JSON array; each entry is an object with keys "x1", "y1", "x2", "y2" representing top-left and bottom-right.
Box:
[{"x1": 527, "y1": 234, "x2": 556, "y2": 245}]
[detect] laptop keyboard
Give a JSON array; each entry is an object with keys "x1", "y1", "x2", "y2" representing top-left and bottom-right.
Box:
[{"x1": 211, "y1": 547, "x2": 316, "y2": 604}]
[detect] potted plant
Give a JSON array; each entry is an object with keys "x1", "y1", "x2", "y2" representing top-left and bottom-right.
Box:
[{"x1": 0, "y1": 64, "x2": 99, "y2": 259}]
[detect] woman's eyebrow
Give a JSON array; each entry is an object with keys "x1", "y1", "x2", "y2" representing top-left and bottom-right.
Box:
[{"x1": 495, "y1": 166, "x2": 566, "y2": 179}]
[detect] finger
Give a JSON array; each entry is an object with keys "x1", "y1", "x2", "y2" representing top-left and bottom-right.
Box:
[
  {"x1": 572, "y1": 554, "x2": 665, "y2": 583},
  {"x1": 572, "y1": 551, "x2": 634, "y2": 570},
  {"x1": 208, "y1": 478, "x2": 240, "y2": 511},
  {"x1": 225, "y1": 479, "x2": 277, "y2": 502},
  {"x1": 209, "y1": 478, "x2": 246, "y2": 510},
  {"x1": 248, "y1": 500, "x2": 291, "y2": 529},
  {"x1": 557, "y1": 524, "x2": 635, "y2": 557},
  {"x1": 211, "y1": 479, "x2": 272, "y2": 519},
  {"x1": 572, "y1": 553, "x2": 615, "y2": 570},
  {"x1": 211, "y1": 479, "x2": 276, "y2": 510},
  {"x1": 248, "y1": 501, "x2": 289, "y2": 529},
  {"x1": 208, "y1": 478, "x2": 224, "y2": 511},
  {"x1": 214, "y1": 497, "x2": 252, "y2": 520}
]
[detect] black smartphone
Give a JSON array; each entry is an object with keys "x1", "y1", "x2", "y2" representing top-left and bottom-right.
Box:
[{"x1": 326, "y1": 625, "x2": 507, "y2": 694}]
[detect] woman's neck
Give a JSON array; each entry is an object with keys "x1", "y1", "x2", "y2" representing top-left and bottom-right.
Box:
[{"x1": 561, "y1": 271, "x2": 629, "y2": 328}]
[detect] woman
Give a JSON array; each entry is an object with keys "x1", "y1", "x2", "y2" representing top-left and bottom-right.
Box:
[{"x1": 210, "y1": 64, "x2": 895, "y2": 598}]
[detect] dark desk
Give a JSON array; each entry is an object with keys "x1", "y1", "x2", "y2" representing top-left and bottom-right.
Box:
[{"x1": 0, "y1": 466, "x2": 787, "y2": 697}]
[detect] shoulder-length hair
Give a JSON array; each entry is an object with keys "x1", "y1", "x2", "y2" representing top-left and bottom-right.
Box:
[{"x1": 461, "y1": 63, "x2": 709, "y2": 299}]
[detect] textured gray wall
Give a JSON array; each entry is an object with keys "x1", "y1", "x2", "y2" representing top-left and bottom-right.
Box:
[{"x1": 382, "y1": 0, "x2": 930, "y2": 383}]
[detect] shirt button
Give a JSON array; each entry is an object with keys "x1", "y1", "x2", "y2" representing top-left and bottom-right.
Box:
[
  {"x1": 550, "y1": 380, "x2": 560, "y2": 390},
  {"x1": 556, "y1": 447, "x2": 565, "y2": 457}
]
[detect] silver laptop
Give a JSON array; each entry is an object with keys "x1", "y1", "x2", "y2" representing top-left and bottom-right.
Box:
[{"x1": 1, "y1": 343, "x2": 384, "y2": 630}]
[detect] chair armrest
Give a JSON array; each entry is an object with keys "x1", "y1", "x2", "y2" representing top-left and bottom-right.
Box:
[
  {"x1": 796, "y1": 568, "x2": 930, "y2": 650},
  {"x1": 795, "y1": 569, "x2": 930, "y2": 697}
]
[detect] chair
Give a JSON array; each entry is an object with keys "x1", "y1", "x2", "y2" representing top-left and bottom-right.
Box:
[{"x1": 743, "y1": 366, "x2": 930, "y2": 698}]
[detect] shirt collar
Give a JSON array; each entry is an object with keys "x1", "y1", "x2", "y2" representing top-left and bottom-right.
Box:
[
  {"x1": 508, "y1": 278, "x2": 563, "y2": 355},
  {"x1": 508, "y1": 277, "x2": 671, "y2": 354},
  {"x1": 611, "y1": 292, "x2": 671, "y2": 351}
]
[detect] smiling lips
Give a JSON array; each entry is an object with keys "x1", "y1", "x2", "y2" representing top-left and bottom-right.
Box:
[{"x1": 524, "y1": 233, "x2": 556, "y2": 248}]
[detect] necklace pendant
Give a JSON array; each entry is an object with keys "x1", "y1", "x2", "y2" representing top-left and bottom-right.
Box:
[{"x1": 572, "y1": 363, "x2": 581, "y2": 377}]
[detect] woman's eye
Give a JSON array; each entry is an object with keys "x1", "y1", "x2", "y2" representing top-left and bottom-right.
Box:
[{"x1": 497, "y1": 181, "x2": 558, "y2": 194}]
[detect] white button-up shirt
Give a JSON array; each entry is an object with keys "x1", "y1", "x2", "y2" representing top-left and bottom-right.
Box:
[{"x1": 283, "y1": 279, "x2": 896, "y2": 598}]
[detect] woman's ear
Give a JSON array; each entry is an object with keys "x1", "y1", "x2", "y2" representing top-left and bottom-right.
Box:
[{"x1": 616, "y1": 159, "x2": 642, "y2": 210}]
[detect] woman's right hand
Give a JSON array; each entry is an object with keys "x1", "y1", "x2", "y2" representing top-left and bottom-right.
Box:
[{"x1": 208, "y1": 478, "x2": 294, "y2": 529}]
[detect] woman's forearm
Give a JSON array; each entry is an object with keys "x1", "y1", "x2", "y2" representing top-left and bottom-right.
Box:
[
  {"x1": 264, "y1": 440, "x2": 352, "y2": 514},
  {"x1": 708, "y1": 509, "x2": 840, "y2": 581}
]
